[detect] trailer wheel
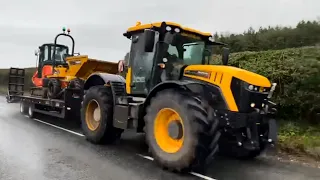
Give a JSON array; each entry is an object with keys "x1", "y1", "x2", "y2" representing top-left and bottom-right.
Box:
[
  {"x1": 47, "y1": 78, "x2": 61, "y2": 99},
  {"x1": 144, "y1": 89, "x2": 220, "y2": 172},
  {"x1": 20, "y1": 101, "x2": 28, "y2": 114},
  {"x1": 81, "y1": 85, "x2": 123, "y2": 144},
  {"x1": 27, "y1": 104, "x2": 35, "y2": 119}
]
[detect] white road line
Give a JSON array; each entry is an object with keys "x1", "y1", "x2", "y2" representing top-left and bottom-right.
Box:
[
  {"x1": 22, "y1": 115, "x2": 216, "y2": 180},
  {"x1": 137, "y1": 154, "x2": 217, "y2": 180},
  {"x1": 31, "y1": 117, "x2": 84, "y2": 137}
]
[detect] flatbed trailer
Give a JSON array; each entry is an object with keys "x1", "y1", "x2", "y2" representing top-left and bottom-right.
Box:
[{"x1": 7, "y1": 67, "x2": 83, "y2": 120}]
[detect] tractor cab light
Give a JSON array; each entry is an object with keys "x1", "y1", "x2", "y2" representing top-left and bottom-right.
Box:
[
  {"x1": 62, "y1": 27, "x2": 66, "y2": 33},
  {"x1": 67, "y1": 28, "x2": 71, "y2": 34}
]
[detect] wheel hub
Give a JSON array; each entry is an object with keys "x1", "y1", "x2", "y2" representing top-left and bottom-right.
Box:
[
  {"x1": 85, "y1": 100, "x2": 101, "y2": 131},
  {"x1": 154, "y1": 108, "x2": 185, "y2": 154},
  {"x1": 93, "y1": 108, "x2": 101, "y2": 122},
  {"x1": 168, "y1": 120, "x2": 183, "y2": 139}
]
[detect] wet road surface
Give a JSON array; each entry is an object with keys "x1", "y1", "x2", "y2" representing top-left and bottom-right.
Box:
[{"x1": 0, "y1": 96, "x2": 319, "y2": 180}]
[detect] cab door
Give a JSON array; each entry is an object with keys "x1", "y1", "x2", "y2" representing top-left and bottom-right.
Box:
[{"x1": 126, "y1": 31, "x2": 158, "y2": 96}]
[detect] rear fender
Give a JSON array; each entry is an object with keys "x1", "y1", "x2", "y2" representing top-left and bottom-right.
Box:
[{"x1": 83, "y1": 73, "x2": 125, "y2": 90}]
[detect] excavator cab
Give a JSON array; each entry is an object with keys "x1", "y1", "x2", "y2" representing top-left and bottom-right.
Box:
[
  {"x1": 33, "y1": 27, "x2": 75, "y2": 87},
  {"x1": 36, "y1": 43, "x2": 69, "y2": 79}
]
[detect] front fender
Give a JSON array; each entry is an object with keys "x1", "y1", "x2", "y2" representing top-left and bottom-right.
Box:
[{"x1": 83, "y1": 73, "x2": 125, "y2": 90}]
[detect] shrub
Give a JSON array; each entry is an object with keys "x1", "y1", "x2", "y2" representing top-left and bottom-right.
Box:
[{"x1": 212, "y1": 46, "x2": 320, "y2": 123}]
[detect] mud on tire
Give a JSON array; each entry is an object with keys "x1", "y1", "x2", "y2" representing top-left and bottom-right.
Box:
[
  {"x1": 81, "y1": 85, "x2": 123, "y2": 144},
  {"x1": 144, "y1": 89, "x2": 221, "y2": 172}
]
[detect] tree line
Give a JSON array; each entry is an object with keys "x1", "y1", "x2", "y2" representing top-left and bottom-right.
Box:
[{"x1": 213, "y1": 18, "x2": 320, "y2": 53}]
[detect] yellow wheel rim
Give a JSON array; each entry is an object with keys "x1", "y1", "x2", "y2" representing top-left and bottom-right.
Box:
[
  {"x1": 154, "y1": 108, "x2": 184, "y2": 154},
  {"x1": 85, "y1": 99, "x2": 101, "y2": 131}
]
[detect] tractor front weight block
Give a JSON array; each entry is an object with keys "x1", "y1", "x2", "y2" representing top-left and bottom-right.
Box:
[{"x1": 217, "y1": 109, "x2": 278, "y2": 151}]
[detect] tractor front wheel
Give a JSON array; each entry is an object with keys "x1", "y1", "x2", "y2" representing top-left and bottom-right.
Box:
[{"x1": 144, "y1": 89, "x2": 220, "y2": 172}]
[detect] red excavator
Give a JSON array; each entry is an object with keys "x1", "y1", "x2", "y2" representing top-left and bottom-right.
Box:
[{"x1": 32, "y1": 27, "x2": 73, "y2": 87}]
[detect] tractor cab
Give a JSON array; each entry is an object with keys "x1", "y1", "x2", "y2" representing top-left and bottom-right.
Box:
[{"x1": 122, "y1": 21, "x2": 230, "y2": 95}]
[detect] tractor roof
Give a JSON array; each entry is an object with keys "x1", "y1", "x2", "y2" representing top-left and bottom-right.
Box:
[{"x1": 124, "y1": 21, "x2": 212, "y2": 38}]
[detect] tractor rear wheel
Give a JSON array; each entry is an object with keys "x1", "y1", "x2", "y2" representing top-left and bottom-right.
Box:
[
  {"x1": 47, "y1": 78, "x2": 61, "y2": 99},
  {"x1": 144, "y1": 89, "x2": 220, "y2": 172},
  {"x1": 81, "y1": 85, "x2": 123, "y2": 144}
]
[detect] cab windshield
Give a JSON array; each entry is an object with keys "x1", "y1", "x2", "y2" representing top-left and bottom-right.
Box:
[
  {"x1": 52, "y1": 46, "x2": 68, "y2": 62},
  {"x1": 164, "y1": 34, "x2": 211, "y2": 65}
]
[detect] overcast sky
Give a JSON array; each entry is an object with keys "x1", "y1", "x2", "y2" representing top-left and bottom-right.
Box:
[{"x1": 0, "y1": 0, "x2": 318, "y2": 68}]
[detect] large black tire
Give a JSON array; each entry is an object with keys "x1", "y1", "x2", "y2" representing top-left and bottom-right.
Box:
[
  {"x1": 27, "y1": 103, "x2": 35, "y2": 119},
  {"x1": 20, "y1": 100, "x2": 28, "y2": 114},
  {"x1": 47, "y1": 78, "x2": 62, "y2": 99},
  {"x1": 144, "y1": 89, "x2": 221, "y2": 172},
  {"x1": 81, "y1": 85, "x2": 123, "y2": 144}
]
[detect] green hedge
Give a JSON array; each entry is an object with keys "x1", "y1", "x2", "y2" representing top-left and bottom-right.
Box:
[{"x1": 212, "y1": 46, "x2": 320, "y2": 123}]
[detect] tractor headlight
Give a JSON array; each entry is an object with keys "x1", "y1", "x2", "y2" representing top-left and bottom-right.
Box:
[{"x1": 244, "y1": 82, "x2": 268, "y2": 93}]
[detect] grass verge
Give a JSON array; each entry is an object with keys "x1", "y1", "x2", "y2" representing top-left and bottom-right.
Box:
[{"x1": 278, "y1": 120, "x2": 320, "y2": 160}]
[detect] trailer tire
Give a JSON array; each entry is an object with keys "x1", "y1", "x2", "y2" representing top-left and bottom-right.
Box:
[
  {"x1": 27, "y1": 104, "x2": 35, "y2": 119},
  {"x1": 144, "y1": 89, "x2": 220, "y2": 173},
  {"x1": 47, "y1": 78, "x2": 61, "y2": 99},
  {"x1": 20, "y1": 101, "x2": 28, "y2": 114},
  {"x1": 81, "y1": 85, "x2": 123, "y2": 144}
]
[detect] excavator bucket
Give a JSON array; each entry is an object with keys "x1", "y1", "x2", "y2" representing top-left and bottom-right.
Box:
[{"x1": 65, "y1": 55, "x2": 120, "y2": 80}]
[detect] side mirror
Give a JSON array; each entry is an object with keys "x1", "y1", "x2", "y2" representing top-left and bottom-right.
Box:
[
  {"x1": 222, "y1": 47, "x2": 230, "y2": 65},
  {"x1": 34, "y1": 50, "x2": 38, "y2": 56},
  {"x1": 144, "y1": 29, "x2": 155, "y2": 52}
]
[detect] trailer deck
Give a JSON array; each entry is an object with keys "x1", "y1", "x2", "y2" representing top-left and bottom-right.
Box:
[{"x1": 7, "y1": 67, "x2": 83, "y2": 120}]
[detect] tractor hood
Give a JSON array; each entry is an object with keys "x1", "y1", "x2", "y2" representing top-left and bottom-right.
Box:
[{"x1": 183, "y1": 65, "x2": 271, "y2": 87}]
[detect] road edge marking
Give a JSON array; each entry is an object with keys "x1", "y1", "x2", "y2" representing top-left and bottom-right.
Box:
[
  {"x1": 32, "y1": 117, "x2": 84, "y2": 137},
  {"x1": 137, "y1": 154, "x2": 217, "y2": 180}
]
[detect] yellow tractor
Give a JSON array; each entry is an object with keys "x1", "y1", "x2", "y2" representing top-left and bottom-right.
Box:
[
  {"x1": 33, "y1": 27, "x2": 119, "y2": 99},
  {"x1": 80, "y1": 22, "x2": 278, "y2": 173}
]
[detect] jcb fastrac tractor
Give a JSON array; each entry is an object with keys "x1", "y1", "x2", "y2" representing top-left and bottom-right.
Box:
[
  {"x1": 80, "y1": 22, "x2": 278, "y2": 173},
  {"x1": 33, "y1": 27, "x2": 119, "y2": 99}
]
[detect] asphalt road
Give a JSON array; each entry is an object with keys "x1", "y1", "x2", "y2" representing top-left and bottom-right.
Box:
[{"x1": 0, "y1": 96, "x2": 319, "y2": 180}]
